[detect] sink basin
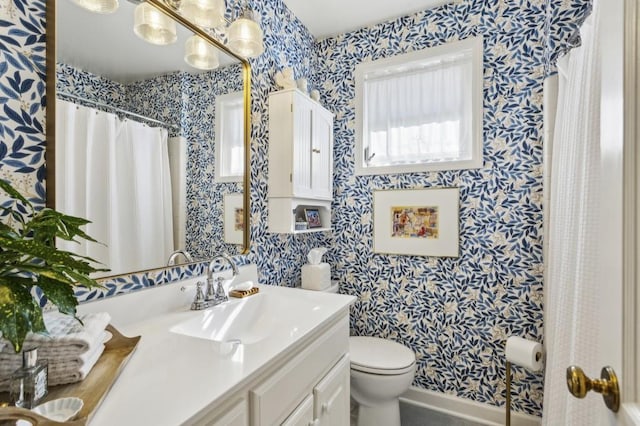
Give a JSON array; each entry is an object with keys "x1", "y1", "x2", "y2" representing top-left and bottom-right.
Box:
[
  {"x1": 170, "y1": 285, "x2": 345, "y2": 345},
  {"x1": 170, "y1": 292, "x2": 282, "y2": 344}
]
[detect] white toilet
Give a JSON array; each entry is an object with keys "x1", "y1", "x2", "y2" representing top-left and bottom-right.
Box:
[
  {"x1": 301, "y1": 280, "x2": 416, "y2": 426},
  {"x1": 349, "y1": 336, "x2": 416, "y2": 426}
]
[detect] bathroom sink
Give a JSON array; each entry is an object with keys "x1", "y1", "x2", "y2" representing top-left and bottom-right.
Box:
[
  {"x1": 170, "y1": 293, "x2": 276, "y2": 344},
  {"x1": 169, "y1": 285, "x2": 347, "y2": 346}
]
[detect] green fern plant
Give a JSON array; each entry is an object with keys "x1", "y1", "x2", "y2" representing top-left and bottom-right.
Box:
[{"x1": 0, "y1": 179, "x2": 106, "y2": 353}]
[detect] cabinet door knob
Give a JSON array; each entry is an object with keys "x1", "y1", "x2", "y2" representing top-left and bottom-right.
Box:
[{"x1": 312, "y1": 148, "x2": 321, "y2": 154}]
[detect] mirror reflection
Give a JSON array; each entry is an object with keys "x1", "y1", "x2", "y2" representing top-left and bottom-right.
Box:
[{"x1": 55, "y1": 0, "x2": 246, "y2": 278}]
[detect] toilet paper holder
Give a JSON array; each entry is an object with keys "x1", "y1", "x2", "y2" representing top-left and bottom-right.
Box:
[{"x1": 505, "y1": 338, "x2": 543, "y2": 426}]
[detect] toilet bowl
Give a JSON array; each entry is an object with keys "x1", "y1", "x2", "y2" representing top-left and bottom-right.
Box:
[{"x1": 349, "y1": 336, "x2": 416, "y2": 426}]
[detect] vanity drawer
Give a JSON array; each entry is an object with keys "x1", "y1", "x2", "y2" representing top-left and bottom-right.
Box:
[{"x1": 250, "y1": 316, "x2": 348, "y2": 425}]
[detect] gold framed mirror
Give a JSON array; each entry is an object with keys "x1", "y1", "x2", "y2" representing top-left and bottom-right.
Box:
[{"x1": 45, "y1": 0, "x2": 251, "y2": 280}]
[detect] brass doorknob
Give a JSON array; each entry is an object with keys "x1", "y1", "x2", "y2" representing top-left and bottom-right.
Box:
[{"x1": 566, "y1": 365, "x2": 620, "y2": 412}]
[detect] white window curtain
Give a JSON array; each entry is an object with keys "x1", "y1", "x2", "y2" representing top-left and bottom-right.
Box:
[
  {"x1": 363, "y1": 55, "x2": 473, "y2": 166},
  {"x1": 55, "y1": 99, "x2": 174, "y2": 277}
]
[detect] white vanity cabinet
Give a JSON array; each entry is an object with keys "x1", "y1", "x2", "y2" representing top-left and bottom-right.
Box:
[
  {"x1": 268, "y1": 89, "x2": 334, "y2": 233},
  {"x1": 249, "y1": 317, "x2": 349, "y2": 425},
  {"x1": 78, "y1": 276, "x2": 356, "y2": 426},
  {"x1": 188, "y1": 314, "x2": 350, "y2": 426}
]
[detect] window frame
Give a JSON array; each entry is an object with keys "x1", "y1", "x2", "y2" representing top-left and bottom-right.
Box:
[
  {"x1": 354, "y1": 36, "x2": 484, "y2": 175},
  {"x1": 215, "y1": 90, "x2": 245, "y2": 183}
]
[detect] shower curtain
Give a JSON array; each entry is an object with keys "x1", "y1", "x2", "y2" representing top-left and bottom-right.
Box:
[
  {"x1": 56, "y1": 99, "x2": 174, "y2": 277},
  {"x1": 542, "y1": 1, "x2": 601, "y2": 423}
]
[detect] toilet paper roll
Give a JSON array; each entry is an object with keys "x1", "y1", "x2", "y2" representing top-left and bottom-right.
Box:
[
  {"x1": 301, "y1": 263, "x2": 331, "y2": 291},
  {"x1": 505, "y1": 336, "x2": 543, "y2": 371}
]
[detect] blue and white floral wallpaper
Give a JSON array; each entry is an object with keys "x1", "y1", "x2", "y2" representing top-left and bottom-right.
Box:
[{"x1": 0, "y1": 0, "x2": 591, "y2": 418}]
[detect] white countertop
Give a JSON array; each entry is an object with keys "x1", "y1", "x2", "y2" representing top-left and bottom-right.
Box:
[{"x1": 78, "y1": 277, "x2": 354, "y2": 425}]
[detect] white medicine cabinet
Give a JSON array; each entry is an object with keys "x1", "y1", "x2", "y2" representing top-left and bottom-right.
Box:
[{"x1": 268, "y1": 89, "x2": 334, "y2": 233}]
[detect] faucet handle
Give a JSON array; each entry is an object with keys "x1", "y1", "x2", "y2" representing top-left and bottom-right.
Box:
[
  {"x1": 205, "y1": 276, "x2": 216, "y2": 302},
  {"x1": 215, "y1": 276, "x2": 228, "y2": 303},
  {"x1": 191, "y1": 281, "x2": 209, "y2": 310}
]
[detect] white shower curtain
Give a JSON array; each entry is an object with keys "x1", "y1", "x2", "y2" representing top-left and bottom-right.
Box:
[
  {"x1": 56, "y1": 100, "x2": 174, "y2": 277},
  {"x1": 542, "y1": 1, "x2": 601, "y2": 424}
]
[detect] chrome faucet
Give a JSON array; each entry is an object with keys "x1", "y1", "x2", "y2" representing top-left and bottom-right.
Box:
[
  {"x1": 205, "y1": 253, "x2": 238, "y2": 305},
  {"x1": 167, "y1": 249, "x2": 193, "y2": 266}
]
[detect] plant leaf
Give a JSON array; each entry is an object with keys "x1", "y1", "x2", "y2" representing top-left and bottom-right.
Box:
[
  {"x1": 36, "y1": 277, "x2": 78, "y2": 317},
  {"x1": 0, "y1": 278, "x2": 45, "y2": 353},
  {"x1": 0, "y1": 178, "x2": 32, "y2": 214},
  {"x1": 0, "y1": 236, "x2": 102, "y2": 274},
  {"x1": 26, "y1": 208, "x2": 98, "y2": 245}
]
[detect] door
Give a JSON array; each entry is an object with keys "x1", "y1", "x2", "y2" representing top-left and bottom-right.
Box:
[
  {"x1": 310, "y1": 104, "x2": 333, "y2": 199},
  {"x1": 292, "y1": 93, "x2": 314, "y2": 198},
  {"x1": 282, "y1": 395, "x2": 314, "y2": 426},
  {"x1": 313, "y1": 356, "x2": 350, "y2": 426},
  {"x1": 544, "y1": 0, "x2": 639, "y2": 423},
  {"x1": 593, "y1": 0, "x2": 623, "y2": 421}
]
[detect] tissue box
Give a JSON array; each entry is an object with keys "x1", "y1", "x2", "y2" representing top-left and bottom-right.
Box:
[{"x1": 301, "y1": 263, "x2": 331, "y2": 291}]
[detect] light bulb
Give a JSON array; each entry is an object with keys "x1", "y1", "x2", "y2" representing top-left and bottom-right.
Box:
[
  {"x1": 180, "y1": 0, "x2": 226, "y2": 29},
  {"x1": 227, "y1": 9, "x2": 264, "y2": 58},
  {"x1": 71, "y1": 0, "x2": 119, "y2": 14},
  {"x1": 133, "y1": 3, "x2": 177, "y2": 46},
  {"x1": 184, "y1": 35, "x2": 220, "y2": 70}
]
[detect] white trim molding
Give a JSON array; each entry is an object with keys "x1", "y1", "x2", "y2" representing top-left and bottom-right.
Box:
[
  {"x1": 622, "y1": 0, "x2": 640, "y2": 416},
  {"x1": 400, "y1": 387, "x2": 540, "y2": 426}
]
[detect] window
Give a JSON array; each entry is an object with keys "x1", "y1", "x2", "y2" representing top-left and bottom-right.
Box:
[
  {"x1": 215, "y1": 91, "x2": 244, "y2": 182},
  {"x1": 355, "y1": 36, "x2": 483, "y2": 175}
]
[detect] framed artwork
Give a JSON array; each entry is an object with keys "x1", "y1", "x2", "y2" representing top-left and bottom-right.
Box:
[
  {"x1": 224, "y1": 193, "x2": 244, "y2": 244},
  {"x1": 373, "y1": 187, "x2": 459, "y2": 257},
  {"x1": 304, "y1": 208, "x2": 322, "y2": 228}
]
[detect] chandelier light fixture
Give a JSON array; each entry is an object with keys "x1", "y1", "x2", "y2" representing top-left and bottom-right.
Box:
[{"x1": 74, "y1": 0, "x2": 264, "y2": 71}]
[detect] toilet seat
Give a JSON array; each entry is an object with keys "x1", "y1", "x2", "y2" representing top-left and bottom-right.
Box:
[{"x1": 349, "y1": 336, "x2": 415, "y2": 376}]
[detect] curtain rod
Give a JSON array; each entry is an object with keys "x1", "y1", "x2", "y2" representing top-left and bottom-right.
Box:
[{"x1": 57, "y1": 91, "x2": 180, "y2": 131}]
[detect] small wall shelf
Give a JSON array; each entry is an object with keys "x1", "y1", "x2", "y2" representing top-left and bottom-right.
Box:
[{"x1": 268, "y1": 198, "x2": 331, "y2": 234}]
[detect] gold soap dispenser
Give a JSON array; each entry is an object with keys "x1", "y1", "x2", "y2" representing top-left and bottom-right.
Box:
[{"x1": 9, "y1": 347, "x2": 48, "y2": 408}]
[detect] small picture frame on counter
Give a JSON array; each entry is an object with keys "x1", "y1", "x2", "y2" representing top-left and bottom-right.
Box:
[{"x1": 304, "y1": 208, "x2": 322, "y2": 228}]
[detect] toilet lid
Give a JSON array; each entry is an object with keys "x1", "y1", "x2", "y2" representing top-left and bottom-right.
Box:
[{"x1": 349, "y1": 336, "x2": 415, "y2": 374}]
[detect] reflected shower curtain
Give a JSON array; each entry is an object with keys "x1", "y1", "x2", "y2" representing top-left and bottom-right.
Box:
[
  {"x1": 56, "y1": 100, "x2": 174, "y2": 277},
  {"x1": 542, "y1": 1, "x2": 601, "y2": 423}
]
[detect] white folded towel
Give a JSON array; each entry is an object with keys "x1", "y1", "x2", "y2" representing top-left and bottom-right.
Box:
[
  {"x1": 0, "y1": 341, "x2": 106, "y2": 388},
  {"x1": 47, "y1": 341, "x2": 105, "y2": 386},
  {"x1": 0, "y1": 312, "x2": 111, "y2": 358},
  {"x1": 0, "y1": 312, "x2": 111, "y2": 390}
]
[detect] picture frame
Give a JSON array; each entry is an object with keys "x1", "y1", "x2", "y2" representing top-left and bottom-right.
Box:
[
  {"x1": 224, "y1": 193, "x2": 244, "y2": 244},
  {"x1": 373, "y1": 187, "x2": 459, "y2": 257},
  {"x1": 304, "y1": 208, "x2": 322, "y2": 228}
]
